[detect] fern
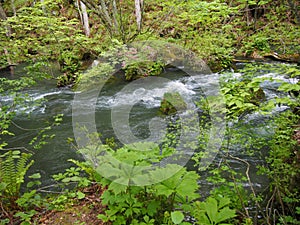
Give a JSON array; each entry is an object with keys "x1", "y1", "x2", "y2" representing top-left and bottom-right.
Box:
[{"x1": 0, "y1": 150, "x2": 34, "y2": 198}]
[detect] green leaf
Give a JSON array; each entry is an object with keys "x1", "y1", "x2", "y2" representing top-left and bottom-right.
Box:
[
  {"x1": 28, "y1": 173, "x2": 41, "y2": 179},
  {"x1": 154, "y1": 184, "x2": 174, "y2": 197},
  {"x1": 26, "y1": 181, "x2": 41, "y2": 188},
  {"x1": 171, "y1": 211, "x2": 184, "y2": 224},
  {"x1": 218, "y1": 197, "x2": 231, "y2": 209},
  {"x1": 176, "y1": 171, "x2": 200, "y2": 201},
  {"x1": 206, "y1": 197, "x2": 218, "y2": 223},
  {"x1": 147, "y1": 200, "x2": 160, "y2": 216},
  {"x1": 76, "y1": 191, "x2": 85, "y2": 200},
  {"x1": 97, "y1": 214, "x2": 109, "y2": 222},
  {"x1": 215, "y1": 207, "x2": 236, "y2": 223},
  {"x1": 150, "y1": 164, "x2": 183, "y2": 183},
  {"x1": 0, "y1": 182, "x2": 7, "y2": 191},
  {"x1": 108, "y1": 181, "x2": 127, "y2": 195},
  {"x1": 96, "y1": 162, "x2": 123, "y2": 178},
  {"x1": 62, "y1": 177, "x2": 71, "y2": 183},
  {"x1": 20, "y1": 222, "x2": 31, "y2": 225}
]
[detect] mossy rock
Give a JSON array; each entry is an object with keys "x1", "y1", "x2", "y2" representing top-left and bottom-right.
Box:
[
  {"x1": 159, "y1": 92, "x2": 187, "y2": 115},
  {"x1": 249, "y1": 87, "x2": 266, "y2": 105},
  {"x1": 124, "y1": 61, "x2": 164, "y2": 81}
]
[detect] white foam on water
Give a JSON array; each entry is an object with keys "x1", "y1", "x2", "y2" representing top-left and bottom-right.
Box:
[{"x1": 101, "y1": 79, "x2": 197, "y2": 109}]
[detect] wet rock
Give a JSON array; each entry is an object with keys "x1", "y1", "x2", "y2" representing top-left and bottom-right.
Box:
[{"x1": 159, "y1": 92, "x2": 187, "y2": 115}]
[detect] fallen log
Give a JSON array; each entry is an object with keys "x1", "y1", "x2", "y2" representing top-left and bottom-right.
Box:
[{"x1": 263, "y1": 52, "x2": 300, "y2": 64}]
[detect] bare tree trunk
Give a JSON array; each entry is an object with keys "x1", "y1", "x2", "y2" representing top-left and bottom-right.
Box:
[
  {"x1": 80, "y1": 1, "x2": 90, "y2": 36},
  {"x1": 99, "y1": 0, "x2": 113, "y2": 28},
  {"x1": 0, "y1": 2, "x2": 14, "y2": 75},
  {"x1": 81, "y1": 0, "x2": 143, "y2": 41},
  {"x1": 135, "y1": 0, "x2": 143, "y2": 31},
  {"x1": 11, "y1": 0, "x2": 16, "y2": 16},
  {"x1": 77, "y1": 0, "x2": 84, "y2": 24},
  {"x1": 112, "y1": 0, "x2": 119, "y2": 31}
]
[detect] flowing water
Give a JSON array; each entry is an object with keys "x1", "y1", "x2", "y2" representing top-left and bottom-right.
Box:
[{"x1": 0, "y1": 63, "x2": 296, "y2": 194}]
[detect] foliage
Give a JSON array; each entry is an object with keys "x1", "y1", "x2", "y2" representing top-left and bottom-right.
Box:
[
  {"x1": 0, "y1": 60, "x2": 63, "y2": 223},
  {"x1": 220, "y1": 63, "x2": 300, "y2": 120},
  {"x1": 29, "y1": 114, "x2": 64, "y2": 150},
  {"x1": 192, "y1": 196, "x2": 236, "y2": 225},
  {"x1": 97, "y1": 164, "x2": 200, "y2": 224},
  {"x1": 57, "y1": 141, "x2": 239, "y2": 225},
  {"x1": 14, "y1": 210, "x2": 37, "y2": 225},
  {"x1": 70, "y1": 139, "x2": 199, "y2": 224},
  {"x1": 1, "y1": 1, "x2": 84, "y2": 61},
  {"x1": 217, "y1": 63, "x2": 300, "y2": 224},
  {"x1": 0, "y1": 150, "x2": 34, "y2": 203},
  {"x1": 193, "y1": 62, "x2": 300, "y2": 224},
  {"x1": 220, "y1": 73, "x2": 267, "y2": 119},
  {"x1": 0, "y1": 0, "x2": 299, "y2": 73},
  {"x1": 81, "y1": 0, "x2": 141, "y2": 42},
  {"x1": 243, "y1": 35, "x2": 270, "y2": 56},
  {"x1": 257, "y1": 111, "x2": 300, "y2": 224}
]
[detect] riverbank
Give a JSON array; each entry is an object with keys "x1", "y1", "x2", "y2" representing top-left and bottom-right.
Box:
[{"x1": 0, "y1": 0, "x2": 299, "y2": 80}]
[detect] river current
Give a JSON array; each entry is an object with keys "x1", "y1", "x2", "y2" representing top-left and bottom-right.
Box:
[{"x1": 0, "y1": 63, "x2": 297, "y2": 195}]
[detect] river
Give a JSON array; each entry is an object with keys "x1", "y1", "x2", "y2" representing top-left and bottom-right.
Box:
[{"x1": 0, "y1": 62, "x2": 296, "y2": 195}]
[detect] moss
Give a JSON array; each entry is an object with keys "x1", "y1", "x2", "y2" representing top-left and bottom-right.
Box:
[
  {"x1": 124, "y1": 61, "x2": 164, "y2": 81},
  {"x1": 159, "y1": 92, "x2": 187, "y2": 115}
]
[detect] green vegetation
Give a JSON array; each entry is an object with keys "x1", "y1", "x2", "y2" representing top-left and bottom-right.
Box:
[
  {"x1": 0, "y1": 0, "x2": 299, "y2": 76},
  {"x1": 0, "y1": 151, "x2": 34, "y2": 204},
  {"x1": 0, "y1": 0, "x2": 300, "y2": 224}
]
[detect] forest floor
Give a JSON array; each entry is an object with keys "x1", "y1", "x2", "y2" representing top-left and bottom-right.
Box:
[{"x1": 37, "y1": 184, "x2": 106, "y2": 225}]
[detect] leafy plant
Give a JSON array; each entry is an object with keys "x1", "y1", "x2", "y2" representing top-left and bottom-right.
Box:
[
  {"x1": 14, "y1": 210, "x2": 37, "y2": 225},
  {"x1": 97, "y1": 163, "x2": 200, "y2": 225},
  {"x1": 0, "y1": 150, "x2": 34, "y2": 204},
  {"x1": 257, "y1": 111, "x2": 300, "y2": 224},
  {"x1": 221, "y1": 75, "x2": 266, "y2": 119},
  {"x1": 73, "y1": 140, "x2": 200, "y2": 224},
  {"x1": 192, "y1": 196, "x2": 236, "y2": 225},
  {"x1": 0, "y1": 151, "x2": 33, "y2": 197}
]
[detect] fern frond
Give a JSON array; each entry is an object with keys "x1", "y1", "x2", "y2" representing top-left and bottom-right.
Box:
[
  {"x1": 1, "y1": 151, "x2": 17, "y2": 196},
  {"x1": 0, "y1": 150, "x2": 34, "y2": 197}
]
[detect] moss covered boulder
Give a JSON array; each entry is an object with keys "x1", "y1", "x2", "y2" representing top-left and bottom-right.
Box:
[
  {"x1": 124, "y1": 61, "x2": 164, "y2": 81},
  {"x1": 159, "y1": 92, "x2": 187, "y2": 115}
]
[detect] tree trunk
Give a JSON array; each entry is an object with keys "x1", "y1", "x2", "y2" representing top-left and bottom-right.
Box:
[
  {"x1": 0, "y1": 2, "x2": 14, "y2": 74},
  {"x1": 80, "y1": 1, "x2": 90, "y2": 36},
  {"x1": 81, "y1": 0, "x2": 143, "y2": 41},
  {"x1": 0, "y1": 3, "x2": 12, "y2": 36},
  {"x1": 11, "y1": 0, "x2": 16, "y2": 16},
  {"x1": 135, "y1": 0, "x2": 143, "y2": 31},
  {"x1": 112, "y1": 0, "x2": 119, "y2": 32}
]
